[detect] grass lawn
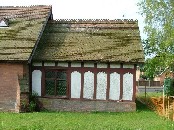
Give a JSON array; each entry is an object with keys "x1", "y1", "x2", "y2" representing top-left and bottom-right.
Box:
[
  {"x1": 137, "y1": 92, "x2": 163, "y2": 98},
  {"x1": 146, "y1": 92, "x2": 163, "y2": 97},
  {"x1": 0, "y1": 101, "x2": 174, "y2": 130}
]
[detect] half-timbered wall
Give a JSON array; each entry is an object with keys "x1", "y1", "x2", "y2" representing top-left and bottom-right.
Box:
[{"x1": 32, "y1": 61, "x2": 136, "y2": 101}]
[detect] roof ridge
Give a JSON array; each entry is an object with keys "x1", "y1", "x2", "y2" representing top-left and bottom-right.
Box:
[
  {"x1": 0, "y1": 5, "x2": 52, "y2": 8},
  {"x1": 50, "y1": 19, "x2": 138, "y2": 24}
]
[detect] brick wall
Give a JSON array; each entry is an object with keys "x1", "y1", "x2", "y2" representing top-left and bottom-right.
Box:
[
  {"x1": 39, "y1": 98, "x2": 136, "y2": 112},
  {"x1": 20, "y1": 92, "x2": 29, "y2": 112},
  {"x1": 0, "y1": 63, "x2": 28, "y2": 112}
]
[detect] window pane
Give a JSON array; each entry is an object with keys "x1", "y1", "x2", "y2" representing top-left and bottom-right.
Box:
[
  {"x1": 57, "y1": 80, "x2": 67, "y2": 96},
  {"x1": 46, "y1": 71, "x2": 56, "y2": 78},
  {"x1": 45, "y1": 80, "x2": 55, "y2": 96},
  {"x1": 57, "y1": 72, "x2": 66, "y2": 79}
]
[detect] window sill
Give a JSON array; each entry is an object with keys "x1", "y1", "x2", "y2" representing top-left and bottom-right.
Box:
[{"x1": 40, "y1": 96, "x2": 69, "y2": 99}]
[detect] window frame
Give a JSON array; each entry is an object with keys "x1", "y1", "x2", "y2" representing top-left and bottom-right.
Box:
[{"x1": 44, "y1": 69, "x2": 68, "y2": 98}]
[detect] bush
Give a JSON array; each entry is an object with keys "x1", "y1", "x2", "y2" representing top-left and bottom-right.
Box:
[
  {"x1": 164, "y1": 78, "x2": 174, "y2": 96},
  {"x1": 21, "y1": 91, "x2": 41, "y2": 112}
]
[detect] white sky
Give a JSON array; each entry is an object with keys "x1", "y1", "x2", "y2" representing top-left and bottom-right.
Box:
[{"x1": 1, "y1": 0, "x2": 146, "y2": 39}]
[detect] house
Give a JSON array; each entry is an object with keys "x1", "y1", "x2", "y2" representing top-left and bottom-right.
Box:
[
  {"x1": 0, "y1": 5, "x2": 144, "y2": 112},
  {"x1": 154, "y1": 68, "x2": 174, "y2": 85},
  {"x1": 0, "y1": 5, "x2": 52, "y2": 112}
]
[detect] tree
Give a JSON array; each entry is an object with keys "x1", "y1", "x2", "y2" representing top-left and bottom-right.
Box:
[
  {"x1": 138, "y1": 0, "x2": 174, "y2": 79},
  {"x1": 143, "y1": 57, "x2": 164, "y2": 79}
]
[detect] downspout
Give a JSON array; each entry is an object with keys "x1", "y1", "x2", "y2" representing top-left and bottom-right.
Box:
[{"x1": 28, "y1": 62, "x2": 32, "y2": 96}]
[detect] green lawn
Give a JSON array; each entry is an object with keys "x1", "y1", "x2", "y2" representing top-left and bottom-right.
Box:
[
  {"x1": 137, "y1": 92, "x2": 163, "y2": 98},
  {"x1": 0, "y1": 101, "x2": 174, "y2": 130}
]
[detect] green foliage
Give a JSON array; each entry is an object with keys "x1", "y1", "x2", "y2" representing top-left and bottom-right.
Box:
[
  {"x1": 21, "y1": 92, "x2": 40, "y2": 112},
  {"x1": 29, "y1": 91, "x2": 40, "y2": 112},
  {"x1": 141, "y1": 57, "x2": 164, "y2": 79},
  {"x1": 28, "y1": 101, "x2": 36, "y2": 112},
  {"x1": 142, "y1": 39, "x2": 154, "y2": 57},
  {"x1": 138, "y1": 0, "x2": 174, "y2": 55},
  {"x1": 164, "y1": 78, "x2": 174, "y2": 96},
  {"x1": 138, "y1": 0, "x2": 174, "y2": 78}
]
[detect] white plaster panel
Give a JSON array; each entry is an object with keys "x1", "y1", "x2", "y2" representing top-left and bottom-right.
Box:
[
  {"x1": 96, "y1": 72, "x2": 107, "y2": 100},
  {"x1": 83, "y1": 71, "x2": 94, "y2": 99},
  {"x1": 71, "y1": 62, "x2": 81, "y2": 67},
  {"x1": 123, "y1": 64, "x2": 134, "y2": 69},
  {"x1": 32, "y1": 62, "x2": 42, "y2": 66},
  {"x1": 32, "y1": 70, "x2": 42, "y2": 96},
  {"x1": 123, "y1": 72, "x2": 133, "y2": 100},
  {"x1": 44, "y1": 62, "x2": 55, "y2": 66},
  {"x1": 97, "y1": 63, "x2": 107, "y2": 68},
  {"x1": 84, "y1": 62, "x2": 94, "y2": 68},
  {"x1": 57, "y1": 62, "x2": 68, "y2": 67},
  {"x1": 110, "y1": 63, "x2": 120, "y2": 68},
  {"x1": 71, "y1": 71, "x2": 81, "y2": 98},
  {"x1": 109, "y1": 72, "x2": 120, "y2": 100}
]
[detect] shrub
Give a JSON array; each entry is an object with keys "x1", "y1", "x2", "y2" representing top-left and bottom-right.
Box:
[{"x1": 21, "y1": 91, "x2": 41, "y2": 112}]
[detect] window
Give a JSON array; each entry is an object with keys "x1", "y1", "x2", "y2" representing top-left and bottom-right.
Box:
[
  {"x1": 0, "y1": 18, "x2": 9, "y2": 27},
  {"x1": 45, "y1": 70, "x2": 67, "y2": 97}
]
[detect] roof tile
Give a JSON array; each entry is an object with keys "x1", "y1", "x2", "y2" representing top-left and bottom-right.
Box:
[
  {"x1": 0, "y1": 5, "x2": 51, "y2": 61},
  {"x1": 33, "y1": 19, "x2": 145, "y2": 63}
]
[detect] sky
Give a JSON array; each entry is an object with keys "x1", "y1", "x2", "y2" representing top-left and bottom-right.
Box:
[{"x1": 1, "y1": 0, "x2": 146, "y2": 39}]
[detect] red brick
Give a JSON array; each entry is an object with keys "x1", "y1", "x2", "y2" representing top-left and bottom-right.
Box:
[
  {"x1": 39, "y1": 98, "x2": 136, "y2": 112},
  {"x1": 0, "y1": 63, "x2": 28, "y2": 112}
]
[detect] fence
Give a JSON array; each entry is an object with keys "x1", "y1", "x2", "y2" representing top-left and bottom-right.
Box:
[
  {"x1": 136, "y1": 80, "x2": 163, "y2": 99},
  {"x1": 137, "y1": 80, "x2": 160, "y2": 87},
  {"x1": 136, "y1": 80, "x2": 174, "y2": 120}
]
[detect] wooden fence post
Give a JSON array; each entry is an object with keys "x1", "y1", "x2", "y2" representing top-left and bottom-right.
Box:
[
  {"x1": 145, "y1": 82, "x2": 147, "y2": 100},
  {"x1": 163, "y1": 86, "x2": 165, "y2": 116}
]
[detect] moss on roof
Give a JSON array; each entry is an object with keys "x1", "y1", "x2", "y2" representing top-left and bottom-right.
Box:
[
  {"x1": 0, "y1": 5, "x2": 51, "y2": 61},
  {"x1": 33, "y1": 19, "x2": 145, "y2": 63}
]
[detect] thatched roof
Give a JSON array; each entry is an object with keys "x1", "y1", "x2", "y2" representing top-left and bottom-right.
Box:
[
  {"x1": 33, "y1": 19, "x2": 144, "y2": 63},
  {"x1": 0, "y1": 5, "x2": 52, "y2": 61}
]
